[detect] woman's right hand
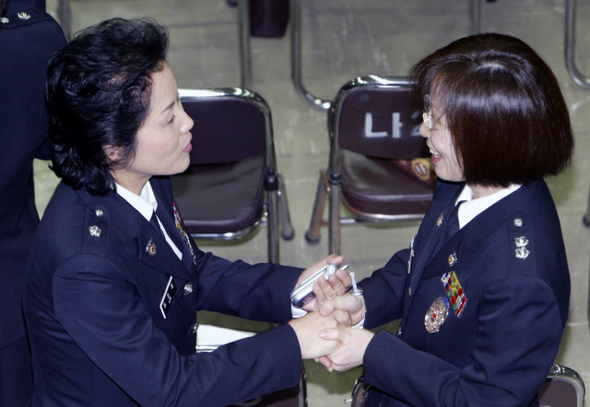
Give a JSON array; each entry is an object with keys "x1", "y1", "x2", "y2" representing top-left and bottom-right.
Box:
[
  {"x1": 316, "y1": 327, "x2": 374, "y2": 372},
  {"x1": 288, "y1": 311, "x2": 344, "y2": 360}
]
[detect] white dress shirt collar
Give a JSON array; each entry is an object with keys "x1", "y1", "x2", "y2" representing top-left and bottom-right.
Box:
[
  {"x1": 456, "y1": 183, "x2": 521, "y2": 229},
  {"x1": 115, "y1": 181, "x2": 157, "y2": 221}
]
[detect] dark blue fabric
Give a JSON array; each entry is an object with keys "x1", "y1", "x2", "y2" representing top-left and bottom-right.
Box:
[
  {"x1": 358, "y1": 179, "x2": 569, "y2": 407},
  {"x1": 24, "y1": 177, "x2": 305, "y2": 406},
  {"x1": 0, "y1": 8, "x2": 65, "y2": 407}
]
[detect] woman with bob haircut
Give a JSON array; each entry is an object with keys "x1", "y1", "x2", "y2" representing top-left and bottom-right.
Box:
[
  {"x1": 312, "y1": 33, "x2": 573, "y2": 407},
  {"x1": 23, "y1": 17, "x2": 350, "y2": 407}
]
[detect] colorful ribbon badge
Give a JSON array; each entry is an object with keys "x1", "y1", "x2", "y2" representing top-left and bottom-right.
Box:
[
  {"x1": 173, "y1": 203, "x2": 196, "y2": 265},
  {"x1": 440, "y1": 271, "x2": 467, "y2": 318}
]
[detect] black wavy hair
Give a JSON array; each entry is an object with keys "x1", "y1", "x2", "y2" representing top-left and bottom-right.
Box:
[{"x1": 47, "y1": 17, "x2": 169, "y2": 195}]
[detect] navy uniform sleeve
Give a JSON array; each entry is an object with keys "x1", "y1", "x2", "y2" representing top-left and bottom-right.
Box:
[
  {"x1": 358, "y1": 248, "x2": 411, "y2": 329},
  {"x1": 53, "y1": 254, "x2": 302, "y2": 407},
  {"x1": 194, "y1": 251, "x2": 303, "y2": 323}
]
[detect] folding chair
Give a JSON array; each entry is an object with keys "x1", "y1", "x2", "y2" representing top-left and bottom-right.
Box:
[
  {"x1": 56, "y1": 0, "x2": 253, "y2": 88},
  {"x1": 171, "y1": 88, "x2": 294, "y2": 264},
  {"x1": 290, "y1": 0, "x2": 486, "y2": 111},
  {"x1": 350, "y1": 364, "x2": 585, "y2": 407},
  {"x1": 305, "y1": 75, "x2": 434, "y2": 255},
  {"x1": 538, "y1": 364, "x2": 585, "y2": 407}
]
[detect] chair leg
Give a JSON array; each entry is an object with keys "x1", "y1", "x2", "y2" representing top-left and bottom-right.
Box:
[
  {"x1": 328, "y1": 175, "x2": 342, "y2": 256},
  {"x1": 583, "y1": 180, "x2": 590, "y2": 227},
  {"x1": 278, "y1": 173, "x2": 295, "y2": 240},
  {"x1": 290, "y1": 0, "x2": 331, "y2": 110},
  {"x1": 469, "y1": 0, "x2": 480, "y2": 35},
  {"x1": 305, "y1": 170, "x2": 329, "y2": 244},
  {"x1": 237, "y1": 0, "x2": 252, "y2": 89},
  {"x1": 565, "y1": 0, "x2": 590, "y2": 89},
  {"x1": 266, "y1": 190, "x2": 280, "y2": 264},
  {"x1": 57, "y1": 0, "x2": 71, "y2": 39}
]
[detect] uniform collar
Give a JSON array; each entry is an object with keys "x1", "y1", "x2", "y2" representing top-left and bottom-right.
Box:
[
  {"x1": 457, "y1": 184, "x2": 521, "y2": 229},
  {"x1": 115, "y1": 181, "x2": 157, "y2": 221}
]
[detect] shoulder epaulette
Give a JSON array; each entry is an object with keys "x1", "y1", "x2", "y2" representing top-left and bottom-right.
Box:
[{"x1": 0, "y1": 8, "x2": 53, "y2": 29}]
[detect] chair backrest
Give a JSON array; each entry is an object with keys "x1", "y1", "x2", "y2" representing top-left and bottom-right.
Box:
[
  {"x1": 179, "y1": 88, "x2": 272, "y2": 167},
  {"x1": 538, "y1": 365, "x2": 585, "y2": 407},
  {"x1": 330, "y1": 76, "x2": 427, "y2": 163}
]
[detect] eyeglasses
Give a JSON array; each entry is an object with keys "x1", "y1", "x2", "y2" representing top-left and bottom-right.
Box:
[{"x1": 422, "y1": 111, "x2": 448, "y2": 136}]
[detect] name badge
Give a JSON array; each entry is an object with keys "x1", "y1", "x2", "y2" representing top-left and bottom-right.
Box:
[
  {"x1": 407, "y1": 236, "x2": 415, "y2": 274},
  {"x1": 159, "y1": 276, "x2": 177, "y2": 319}
]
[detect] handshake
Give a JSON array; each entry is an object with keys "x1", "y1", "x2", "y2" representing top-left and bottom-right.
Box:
[{"x1": 288, "y1": 255, "x2": 375, "y2": 372}]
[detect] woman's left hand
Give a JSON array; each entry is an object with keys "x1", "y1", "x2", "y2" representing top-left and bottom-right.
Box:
[{"x1": 296, "y1": 255, "x2": 350, "y2": 312}]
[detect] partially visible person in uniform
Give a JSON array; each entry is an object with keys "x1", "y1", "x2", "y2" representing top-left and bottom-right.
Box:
[
  {"x1": 23, "y1": 17, "x2": 349, "y2": 407},
  {"x1": 0, "y1": 1, "x2": 66, "y2": 406},
  {"x1": 313, "y1": 33, "x2": 573, "y2": 407},
  {"x1": 4, "y1": 0, "x2": 45, "y2": 14}
]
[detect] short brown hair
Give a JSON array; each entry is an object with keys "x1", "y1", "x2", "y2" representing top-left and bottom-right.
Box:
[{"x1": 411, "y1": 33, "x2": 573, "y2": 187}]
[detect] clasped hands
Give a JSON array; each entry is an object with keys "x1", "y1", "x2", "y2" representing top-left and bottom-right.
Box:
[{"x1": 288, "y1": 255, "x2": 375, "y2": 372}]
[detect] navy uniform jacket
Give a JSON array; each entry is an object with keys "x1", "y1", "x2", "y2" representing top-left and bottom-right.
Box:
[
  {"x1": 24, "y1": 177, "x2": 303, "y2": 406},
  {"x1": 0, "y1": 9, "x2": 66, "y2": 350},
  {"x1": 357, "y1": 179, "x2": 570, "y2": 407},
  {"x1": 6, "y1": 0, "x2": 46, "y2": 14}
]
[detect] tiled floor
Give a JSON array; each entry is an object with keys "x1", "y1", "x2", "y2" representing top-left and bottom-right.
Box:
[{"x1": 34, "y1": 0, "x2": 590, "y2": 405}]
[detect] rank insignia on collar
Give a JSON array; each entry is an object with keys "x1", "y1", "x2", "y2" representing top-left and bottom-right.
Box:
[
  {"x1": 145, "y1": 238, "x2": 156, "y2": 256},
  {"x1": 436, "y1": 214, "x2": 444, "y2": 228},
  {"x1": 425, "y1": 297, "x2": 449, "y2": 333},
  {"x1": 441, "y1": 271, "x2": 467, "y2": 318}
]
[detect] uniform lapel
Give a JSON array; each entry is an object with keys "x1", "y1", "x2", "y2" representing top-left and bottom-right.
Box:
[
  {"x1": 88, "y1": 187, "x2": 193, "y2": 281},
  {"x1": 418, "y1": 179, "x2": 543, "y2": 282},
  {"x1": 155, "y1": 203, "x2": 195, "y2": 272},
  {"x1": 407, "y1": 183, "x2": 464, "y2": 289}
]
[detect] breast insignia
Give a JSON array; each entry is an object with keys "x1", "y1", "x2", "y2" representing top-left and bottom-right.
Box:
[
  {"x1": 145, "y1": 238, "x2": 157, "y2": 256},
  {"x1": 425, "y1": 297, "x2": 449, "y2": 333},
  {"x1": 448, "y1": 251, "x2": 458, "y2": 267},
  {"x1": 436, "y1": 214, "x2": 444, "y2": 228}
]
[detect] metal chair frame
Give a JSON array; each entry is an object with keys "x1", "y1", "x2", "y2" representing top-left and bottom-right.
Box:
[
  {"x1": 539, "y1": 364, "x2": 586, "y2": 407},
  {"x1": 305, "y1": 75, "x2": 432, "y2": 255},
  {"x1": 565, "y1": 0, "x2": 590, "y2": 90},
  {"x1": 290, "y1": 0, "x2": 483, "y2": 112},
  {"x1": 176, "y1": 88, "x2": 294, "y2": 264},
  {"x1": 350, "y1": 364, "x2": 585, "y2": 407},
  {"x1": 57, "y1": 0, "x2": 253, "y2": 88}
]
